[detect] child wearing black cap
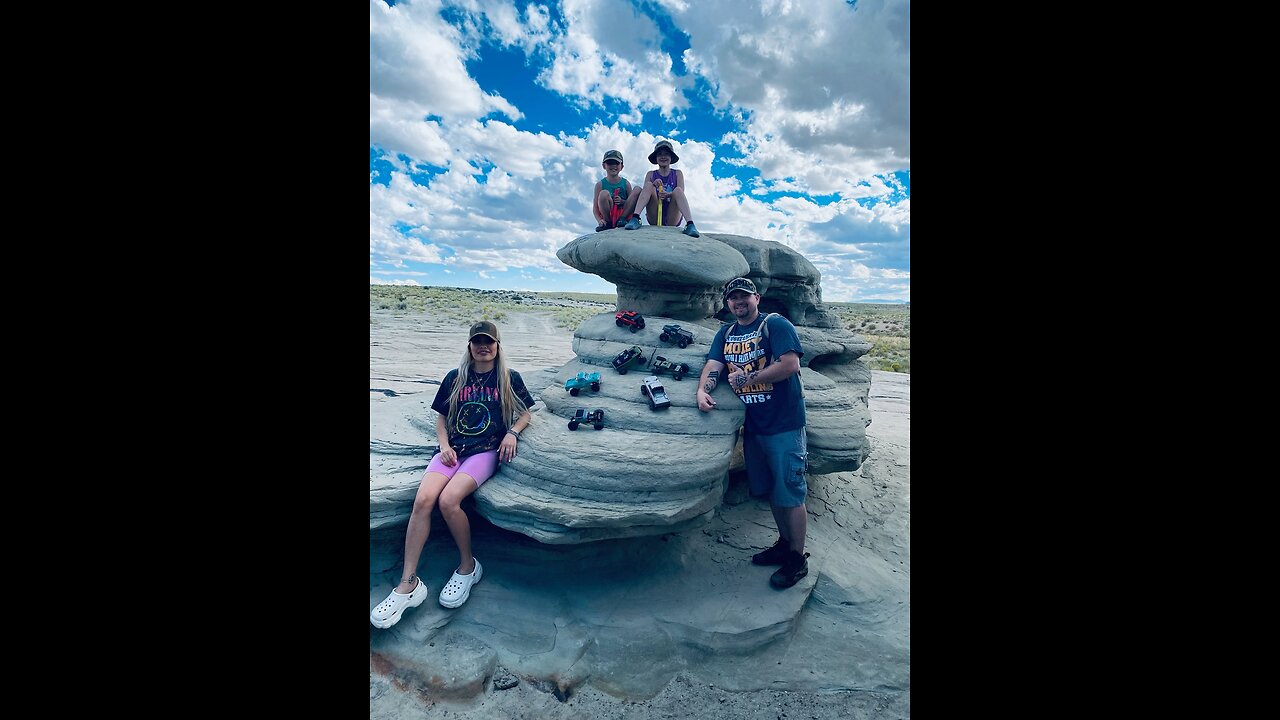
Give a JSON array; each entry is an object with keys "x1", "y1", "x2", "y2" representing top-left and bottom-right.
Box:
[{"x1": 592, "y1": 149, "x2": 638, "y2": 231}]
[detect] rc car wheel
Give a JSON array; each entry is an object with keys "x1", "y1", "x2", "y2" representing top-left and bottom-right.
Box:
[
  {"x1": 616, "y1": 319, "x2": 624, "y2": 327},
  {"x1": 660, "y1": 333, "x2": 670, "y2": 342},
  {"x1": 678, "y1": 339, "x2": 688, "y2": 348},
  {"x1": 618, "y1": 368, "x2": 627, "y2": 375},
  {"x1": 591, "y1": 382, "x2": 599, "y2": 391},
  {"x1": 568, "y1": 421, "x2": 579, "y2": 430},
  {"x1": 594, "y1": 423, "x2": 603, "y2": 430},
  {"x1": 641, "y1": 385, "x2": 649, "y2": 396},
  {"x1": 570, "y1": 387, "x2": 580, "y2": 396},
  {"x1": 673, "y1": 373, "x2": 682, "y2": 381},
  {"x1": 629, "y1": 325, "x2": 638, "y2": 333}
]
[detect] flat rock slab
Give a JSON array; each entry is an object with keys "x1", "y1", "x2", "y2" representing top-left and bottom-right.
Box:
[{"x1": 557, "y1": 228, "x2": 750, "y2": 319}]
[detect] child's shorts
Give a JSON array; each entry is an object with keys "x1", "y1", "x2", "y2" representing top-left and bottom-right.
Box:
[{"x1": 425, "y1": 450, "x2": 499, "y2": 487}]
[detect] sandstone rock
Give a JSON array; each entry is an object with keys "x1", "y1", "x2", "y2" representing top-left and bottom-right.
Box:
[
  {"x1": 703, "y1": 233, "x2": 839, "y2": 328},
  {"x1": 370, "y1": 391, "x2": 438, "y2": 531},
  {"x1": 797, "y1": 367, "x2": 872, "y2": 475},
  {"x1": 556, "y1": 227, "x2": 749, "y2": 319},
  {"x1": 370, "y1": 628, "x2": 497, "y2": 699}
]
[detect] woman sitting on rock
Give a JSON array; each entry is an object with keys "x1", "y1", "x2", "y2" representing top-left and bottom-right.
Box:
[{"x1": 371, "y1": 320, "x2": 534, "y2": 628}]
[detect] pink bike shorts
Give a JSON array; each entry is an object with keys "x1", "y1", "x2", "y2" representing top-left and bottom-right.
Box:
[{"x1": 425, "y1": 450, "x2": 499, "y2": 487}]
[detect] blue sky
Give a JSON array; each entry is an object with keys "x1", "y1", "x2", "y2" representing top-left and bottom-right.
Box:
[{"x1": 370, "y1": 0, "x2": 910, "y2": 303}]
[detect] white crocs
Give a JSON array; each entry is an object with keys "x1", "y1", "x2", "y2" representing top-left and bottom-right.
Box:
[
  {"x1": 438, "y1": 558, "x2": 483, "y2": 608},
  {"x1": 370, "y1": 577, "x2": 428, "y2": 629}
]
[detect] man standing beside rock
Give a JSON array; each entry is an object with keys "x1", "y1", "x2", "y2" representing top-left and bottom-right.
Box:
[{"x1": 696, "y1": 277, "x2": 810, "y2": 588}]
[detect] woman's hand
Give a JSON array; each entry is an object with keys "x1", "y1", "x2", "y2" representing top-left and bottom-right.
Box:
[
  {"x1": 440, "y1": 445, "x2": 458, "y2": 467},
  {"x1": 499, "y1": 433, "x2": 518, "y2": 463}
]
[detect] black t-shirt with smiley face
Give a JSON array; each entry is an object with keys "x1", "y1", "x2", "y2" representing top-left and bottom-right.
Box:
[{"x1": 431, "y1": 368, "x2": 534, "y2": 458}]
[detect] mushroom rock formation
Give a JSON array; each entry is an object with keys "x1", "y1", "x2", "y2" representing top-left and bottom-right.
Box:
[{"x1": 455, "y1": 228, "x2": 878, "y2": 545}]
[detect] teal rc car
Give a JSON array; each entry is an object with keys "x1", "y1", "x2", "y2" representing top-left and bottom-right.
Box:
[
  {"x1": 568, "y1": 408, "x2": 605, "y2": 430},
  {"x1": 611, "y1": 345, "x2": 647, "y2": 374},
  {"x1": 565, "y1": 371, "x2": 601, "y2": 396}
]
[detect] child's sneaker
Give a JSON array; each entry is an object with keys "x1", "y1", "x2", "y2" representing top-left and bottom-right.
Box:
[
  {"x1": 623, "y1": 216, "x2": 641, "y2": 230},
  {"x1": 596, "y1": 222, "x2": 609, "y2": 232},
  {"x1": 682, "y1": 222, "x2": 700, "y2": 238}
]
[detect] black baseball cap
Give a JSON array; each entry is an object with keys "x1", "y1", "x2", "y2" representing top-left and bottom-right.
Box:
[{"x1": 722, "y1": 277, "x2": 759, "y2": 300}]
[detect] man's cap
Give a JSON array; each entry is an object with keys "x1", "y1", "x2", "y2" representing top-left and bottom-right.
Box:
[
  {"x1": 647, "y1": 139, "x2": 680, "y2": 164},
  {"x1": 723, "y1": 277, "x2": 759, "y2": 300},
  {"x1": 602, "y1": 149, "x2": 624, "y2": 164},
  {"x1": 469, "y1": 320, "x2": 501, "y2": 342}
]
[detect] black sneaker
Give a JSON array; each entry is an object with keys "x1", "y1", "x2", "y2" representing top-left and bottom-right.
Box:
[
  {"x1": 751, "y1": 537, "x2": 791, "y2": 566},
  {"x1": 595, "y1": 222, "x2": 608, "y2": 232},
  {"x1": 769, "y1": 551, "x2": 810, "y2": 589}
]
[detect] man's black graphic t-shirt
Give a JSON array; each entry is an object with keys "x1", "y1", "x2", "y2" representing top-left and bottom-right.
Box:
[{"x1": 707, "y1": 314, "x2": 806, "y2": 436}]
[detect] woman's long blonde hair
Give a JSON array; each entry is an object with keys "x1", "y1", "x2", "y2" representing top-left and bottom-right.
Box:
[{"x1": 444, "y1": 338, "x2": 529, "y2": 430}]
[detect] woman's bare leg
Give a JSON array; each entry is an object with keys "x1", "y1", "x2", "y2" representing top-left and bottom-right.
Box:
[
  {"x1": 398, "y1": 471, "x2": 452, "y2": 592},
  {"x1": 438, "y1": 473, "x2": 483, "y2": 574}
]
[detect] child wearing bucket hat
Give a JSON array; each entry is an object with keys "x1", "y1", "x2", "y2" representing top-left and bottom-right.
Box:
[
  {"x1": 592, "y1": 149, "x2": 638, "y2": 231},
  {"x1": 622, "y1": 139, "x2": 700, "y2": 237}
]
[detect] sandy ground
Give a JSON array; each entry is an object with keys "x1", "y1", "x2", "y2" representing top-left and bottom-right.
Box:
[{"x1": 369, "y1": 305, "x2": 910, "y2": 718}]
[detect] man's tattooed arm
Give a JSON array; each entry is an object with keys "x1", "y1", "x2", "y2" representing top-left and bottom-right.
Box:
[{"x1": 703, "y1": 370, "x2": 718, "y2": 394}]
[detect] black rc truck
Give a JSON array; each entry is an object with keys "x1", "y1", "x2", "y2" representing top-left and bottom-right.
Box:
[
  {"x1": 568, "y1": 408, "x2": 605, "y2": 430},
  {"x1": 659, "y1": 324, "x2": 694, "y2": 348},
  {"x1": 649, "y1": 355, "x2": 692, "y2": 381}
]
